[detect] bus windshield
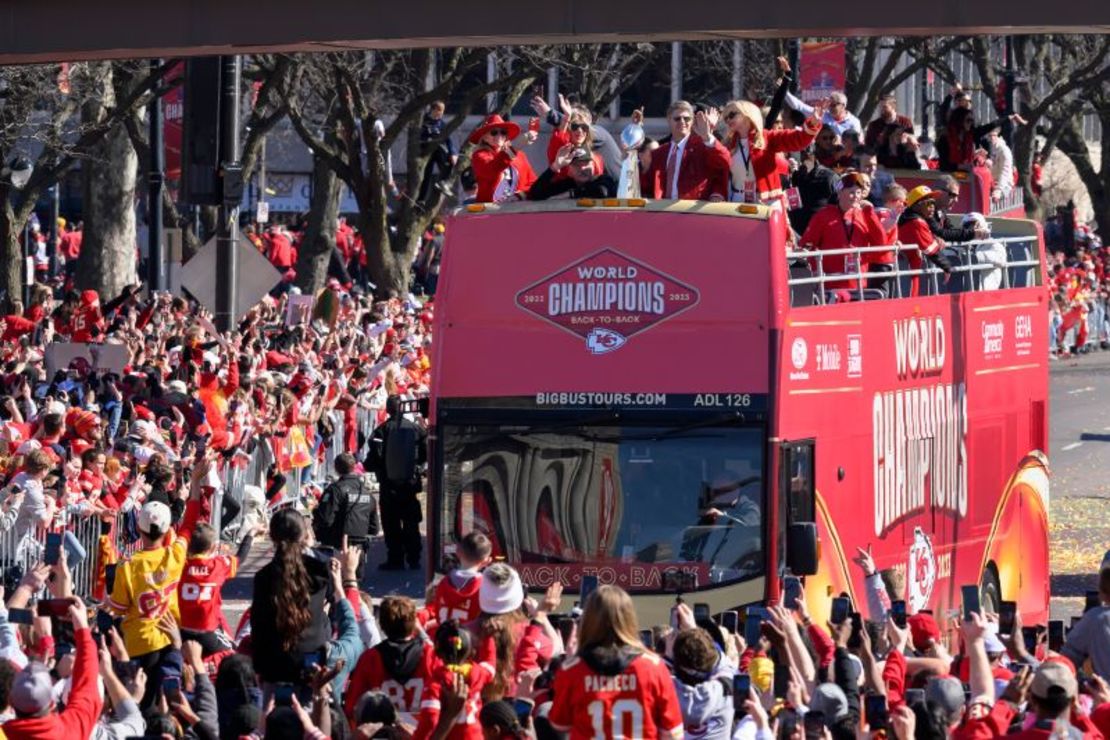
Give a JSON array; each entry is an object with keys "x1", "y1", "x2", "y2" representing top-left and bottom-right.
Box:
[{"x1": 437, "y1": 421, "x2": 765, "y2": 591}]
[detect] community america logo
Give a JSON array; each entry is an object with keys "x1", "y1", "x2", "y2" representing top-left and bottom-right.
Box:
[{"x1": 515, "y1": 248, "x2": 700, "y2": 353}]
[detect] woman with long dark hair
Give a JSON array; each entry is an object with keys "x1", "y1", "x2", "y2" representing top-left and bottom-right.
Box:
[{"x1": 250, "y1": 508, "x2": 332, "y2": 685}]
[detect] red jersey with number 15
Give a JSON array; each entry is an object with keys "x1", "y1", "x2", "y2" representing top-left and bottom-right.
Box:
[
  {"x1": 430, "y1": 571, "x2": 483, "y2": 625},
  {"x1": 177, "y1": 554, "x2": 237, "y2": 632},
  {"x1": 549, "y1": 650, "x2": 684, "y2": 740}
]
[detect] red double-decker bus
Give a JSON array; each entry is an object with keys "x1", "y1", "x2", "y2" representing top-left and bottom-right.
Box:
[{"x1": 428, "y1": 198, "x2": 1049, "y2": 624}]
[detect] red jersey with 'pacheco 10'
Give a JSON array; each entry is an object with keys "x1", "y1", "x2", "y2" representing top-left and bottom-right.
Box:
[
  {"x1": 549, "y1": 648, "x2": 684, "y2": 740},
  {"x1": 177, "y1": 554, "x2": 237, "y2": 632}
]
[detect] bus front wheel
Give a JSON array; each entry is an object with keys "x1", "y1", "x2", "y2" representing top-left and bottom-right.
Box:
[{"x1": 980, "y1": 565, "x2": 1002, "y2": 615}]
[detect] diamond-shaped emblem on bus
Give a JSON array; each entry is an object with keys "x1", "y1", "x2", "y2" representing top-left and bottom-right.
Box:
[{"x1": 515, "y1": 248, "x2": 701, "y2": 353}]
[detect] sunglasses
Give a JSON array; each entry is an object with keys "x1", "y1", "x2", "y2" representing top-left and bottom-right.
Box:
[
  {"x1": 726, "y1": 111, "x2": 740, "y2": 121},
  {"x1": 672, "y1": 115, "x2": 692, "y2": 123},
  {"x1": 945, "y1": 191, "x2": 959, "y2": 198},
  {"x1": 569, "y1": 123, "x2": 590, "y2": 132},
  {"x1": 487, "y1": 129, "x2": 508, "y2": 138}
]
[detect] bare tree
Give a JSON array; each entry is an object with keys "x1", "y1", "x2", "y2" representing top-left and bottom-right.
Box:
[
  {"x1": 545, "y1": 44, "x2": 661, "y2": 115},
  {"x1": 283, "y1": 48, "x2": 541, "y2": 295},
  {"x1": 76, "y1": 61, "x2": 141, "y2": 298},
  {"x1": 0, "y1": 60, "x2": 171, "y2": 308},
  {"x1": 1055, "y1": 95, "x2": 1110, "y2": 238},
  {"x1": 963, "y1": 34, "x2": 1110, "y2": 216},
  {"x1": 845, "y1": 37, "x2": 963, "y2": 124}
]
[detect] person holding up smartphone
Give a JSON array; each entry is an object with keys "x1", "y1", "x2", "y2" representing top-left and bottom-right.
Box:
[
  {"x1": 107, "y1": 472, "x2": 204, "y2": 709},
  {"x1": 4, "y1": 597, "x2": 101, "y2": 739},
  {"x1": 1058, "y1": 567, "x2": 1110, "y2": 684},
  {"x1": 548, "y1": 585, "x2": 684, "y2": 739},
  {"x1": 670, "y1": 628, "x2": 734, "y2": 737}
]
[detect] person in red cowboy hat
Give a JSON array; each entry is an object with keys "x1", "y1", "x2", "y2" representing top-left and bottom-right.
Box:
[{"x1": 469, "y1": 114, "x2": 537, "y2": 203}]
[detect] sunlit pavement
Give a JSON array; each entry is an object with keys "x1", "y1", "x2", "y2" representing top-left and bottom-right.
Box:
[{"x1": 1047, "y1": 348, "x2": 1110, "y2": 620}]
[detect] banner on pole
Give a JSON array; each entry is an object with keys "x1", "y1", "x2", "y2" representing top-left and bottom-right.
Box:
[{"x1": 799, "y1": 41, "x2": 847, "y2": 104}]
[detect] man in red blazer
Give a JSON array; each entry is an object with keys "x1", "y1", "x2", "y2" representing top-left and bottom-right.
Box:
[{"x1": 641, "y1": 100, "x2": 730, "y2": 201}]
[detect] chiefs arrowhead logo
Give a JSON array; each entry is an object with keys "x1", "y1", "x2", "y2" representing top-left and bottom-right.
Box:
[
  {"x1": 586, "y1": 328, "x2": 626, "y2": 354},
  {"x1": 515, "y1": 248, "x2": 700, "y2": 353},
  {"x1": 907, "y1": 527, "x2": 937, "y2": 613}
]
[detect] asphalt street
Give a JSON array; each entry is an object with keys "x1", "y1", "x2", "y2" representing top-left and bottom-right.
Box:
[{"x1": 1046, "y1": 350, "x2": 1110, "y2": 619}]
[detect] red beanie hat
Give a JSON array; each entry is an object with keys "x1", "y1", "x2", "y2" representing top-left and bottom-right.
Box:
[{"x1": 908, "y1": 613, "x2": 941, "y2": 652}]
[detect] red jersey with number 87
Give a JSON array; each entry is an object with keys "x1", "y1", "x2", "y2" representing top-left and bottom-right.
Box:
[
  {"x1": 178, "y1": 554, "x2": 237, "y2": 632},
  {"x1": 549, "y1": 650, "x2": 684, "y2": 740}
]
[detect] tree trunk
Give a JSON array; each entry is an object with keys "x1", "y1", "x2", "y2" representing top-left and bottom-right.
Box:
[
  {"x1": 294, "y1": 152, "x2": 341, "y2": 294},
  {"x1": 77, "y1": 63, "x2": 138, "y2": 298},
  {"x1": 358, "y1": 117, "x2": 407, "y2": 298},
  {"x1": 1058, "y1": 116, "x2": 1110, "y2": 240},
  {"x1": 1011, "y1": 127, "x2": 1040, "y2": 220},
  {"x1": 0, "y1": 194, "x2": 24, "y2": 311}
]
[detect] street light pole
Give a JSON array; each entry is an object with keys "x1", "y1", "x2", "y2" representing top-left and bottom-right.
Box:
[
  {"x1": 50, "y1": 184, "x2": 59, "y2": 279},
  {"x1": 215, "y1": 55, "x2": 241, "y2": 332},
  {"x1": 148, "y1": 58, "x2": 166, "y2": 292},
  {"x1": 1004, "y1": 36, "x2": 1017, "y2": 146},
  {"x1": 920, "y1": 38, "x2": 932, "y2": 146}
]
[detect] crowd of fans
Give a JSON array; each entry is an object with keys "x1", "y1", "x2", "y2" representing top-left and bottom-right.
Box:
[
  {"x1": 1045, "y1": 210, "x2": 1108, "y2": 358},
  {"x1": 3, "y1": 517, "x2": 1107, "y2": 740},
  {"x1": 0, "y1": 53, "x2": 1103, "y2": 740}
]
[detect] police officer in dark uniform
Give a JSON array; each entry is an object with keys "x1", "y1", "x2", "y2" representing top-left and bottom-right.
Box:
[
  {"x1": 366, "y1": 395, "x2": 427, "y2": 571},
  {"x1": 312, "y1": 452, "x2": 380, "y2": 578}
]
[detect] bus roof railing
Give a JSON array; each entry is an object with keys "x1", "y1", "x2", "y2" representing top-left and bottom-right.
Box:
[
  {"x1": 883, "y1": 166, "x2": 1025, "y2": 218},
  {"x1": 785, "y1": 233, "x2": 1041, "y2": 305},
  {"x1": 990, "y1": 188, "x2": 1025, "y2": 216}
]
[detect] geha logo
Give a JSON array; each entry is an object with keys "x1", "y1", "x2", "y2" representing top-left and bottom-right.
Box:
[{"x1": 515, "y1": 248, "x2": 700, "y2": 353}]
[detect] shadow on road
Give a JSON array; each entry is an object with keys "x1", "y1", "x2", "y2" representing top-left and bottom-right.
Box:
[
  {"x1": 1079, "y1": 433, "x2": 1110, "y2": 443},
  {"x1": 1051, "y1": 572, "x2": 1097, "y2": 598}
]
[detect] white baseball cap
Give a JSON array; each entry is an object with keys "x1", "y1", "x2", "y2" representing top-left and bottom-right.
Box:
[{"x1": 138, "y1": 501, "x2": 171, "y2": 535}]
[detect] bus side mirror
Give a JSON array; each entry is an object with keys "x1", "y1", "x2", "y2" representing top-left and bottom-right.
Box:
[{"x1": 786, "y1": 522, "x2": 818, "y2": 576}]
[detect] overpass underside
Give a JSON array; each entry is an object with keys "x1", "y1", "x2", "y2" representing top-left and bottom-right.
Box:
[{"x1": 1, "y1": 0, "x2": 1108, "y2": 64}]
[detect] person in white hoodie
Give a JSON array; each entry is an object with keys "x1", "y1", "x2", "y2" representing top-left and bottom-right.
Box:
[{"x1": 671, "y1": 628, "x2": 735, "y2": 740}]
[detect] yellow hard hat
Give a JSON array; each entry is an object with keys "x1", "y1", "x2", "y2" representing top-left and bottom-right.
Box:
[{"x1": 905, "y1": 185, "x2": 939, "y2": 209}]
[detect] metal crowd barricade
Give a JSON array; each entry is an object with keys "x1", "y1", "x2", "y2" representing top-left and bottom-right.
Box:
[
  {"x1": 206, "y1": 406, "x2": 380, "y2": 541},
  {"x1": 787, "y1": 233, "x2": 1042, "y2": 305},
  {"x1": 0, "y1": 510, "x2": 111, "y2": 601},
  {"x1": 5, "y1": 403, "x2": 391, "y2": 599}
]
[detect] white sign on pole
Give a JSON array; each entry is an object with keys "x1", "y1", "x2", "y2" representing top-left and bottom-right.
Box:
[
  {"x1": 285, "y1": 294, "x2": 315, "y2": 326},
  {"x1": 45, "y1": 342, "x2": 130, "y2": 375},
  {"x1": 179, "y1": 237, "x2": 283, "y2": 322},
  {"x1": 256, "y1": 201, "x2": 270, "y2": 223}
]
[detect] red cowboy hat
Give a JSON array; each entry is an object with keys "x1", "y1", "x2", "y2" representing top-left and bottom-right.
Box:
[{"x1": 468, "y1": 114, "x2": 520, "y2": 145}]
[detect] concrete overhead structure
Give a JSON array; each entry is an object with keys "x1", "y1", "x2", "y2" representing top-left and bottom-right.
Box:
[{"x1": 1, "y1": 0, "x2": 1109, "y2": 64}]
